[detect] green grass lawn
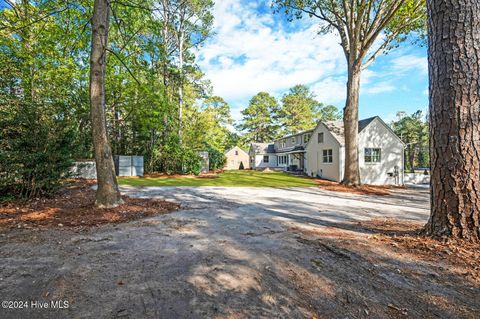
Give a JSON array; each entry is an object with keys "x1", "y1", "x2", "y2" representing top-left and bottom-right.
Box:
[{"x1": 118, "y1": 170, "x2": 317, "y2": 187}]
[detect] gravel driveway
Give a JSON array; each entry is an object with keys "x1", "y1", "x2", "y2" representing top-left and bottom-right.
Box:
[{"x1": 1, "y1": 186, "x2": 478, "y2": 318}]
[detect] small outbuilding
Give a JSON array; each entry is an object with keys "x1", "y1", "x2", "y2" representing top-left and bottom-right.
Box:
[{"x1": 224, "y1": 146, "x2": 250, "y2": 170}]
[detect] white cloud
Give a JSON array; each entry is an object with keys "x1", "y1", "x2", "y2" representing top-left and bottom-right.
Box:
[
  {"x1": 364, "y1": 82, "x2": 395, "y2": 94},
  {"x1": 391, "y1": 55, "x2": 428, "y2": 74},
  {"x1": 311, "y1": 76, "x2": 346, "y2": 105},
  {"x1": 197, "y1": 0, "x2": 345, "y2": 102},
  {"x1": 196, "y1": 1, "x2": 428, "y2": 123}
]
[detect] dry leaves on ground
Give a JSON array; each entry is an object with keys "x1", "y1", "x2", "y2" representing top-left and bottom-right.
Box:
[{"x1": 0, "y1": 180, "x2": 179, "y2": 229}]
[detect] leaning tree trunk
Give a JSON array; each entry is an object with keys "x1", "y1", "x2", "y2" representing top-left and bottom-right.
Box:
[
  {"x1": 342, "y1": 63, "x2": 362, "y2": 186},
  {"x1": 425, "y1": 0, "x2": 480, "y2": 241},
  {"x1": 90, "y1": 0, "x2": 123, "y2": 208}
]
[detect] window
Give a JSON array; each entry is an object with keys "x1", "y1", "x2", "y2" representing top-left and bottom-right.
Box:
[
  {"x1": 322, "y1": 149, "x2": 333, "y2": 163},
  {"x1": 278, "y1": 155, "x2": 287, "y2": 165},
  {"x1": 365, "y1": 148, "x2": 381, "y2": 163},
  {"x1": 235, "y1": 150, "x2": 238, "y2": 155},
  {"x1": 263, "y1": 155, "x2": 269, "y2": 163},
  {"x1": 304, "y1": 134, "x2": 310, "y2": 143},
  {"x1": 318, "y1": 132, "x2": 324, "y2": 143},
  {"x1": 291, "y1": 136, "x2": 296, "y2": 144},
  {"x1": 281, "y1": 139, "x2": 286, "y2": 148}
]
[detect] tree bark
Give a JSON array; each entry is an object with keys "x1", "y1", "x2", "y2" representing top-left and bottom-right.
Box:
[
  {"x1": 342, "y1": 63, "x2": 362, "y2": 186},
  {"x1": 90, "y1": 0, "x2": 123, "y2": 208},
  {"x1": 178, "y1": 30, "x2": 184, "y2": 145},
  {"x1": 425, "y1": 0, "x2": 480, "y2": 241}
]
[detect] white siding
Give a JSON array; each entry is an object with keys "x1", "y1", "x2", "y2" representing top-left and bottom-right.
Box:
[
  {"x1": 253, "y1": 154, "x2": 277, "y2": 169},
  {"x1": 275, "y1": 131, "x2": 313, "y2": 152},
  {"x1": 224, "y1": 146, "x2": 250, "y2": 170},
  {"x1": 305, "y1": 123, "x2": 342, "y2": 181},
  {"x1": 358, "y1": 118, "x2": 404, "y2": 185}
]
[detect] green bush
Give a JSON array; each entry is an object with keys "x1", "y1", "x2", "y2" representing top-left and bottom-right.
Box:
[
  {"x1": 205, "y1": 144, "x2": 226, "y2": 170},
  {"x1": 0, "y1": 101, "x2": 75, "y2": 199},
  {"x1": 182, "y1": 148, "x2": 202, "y2": 175},
  {"x1": 147, "y1": 136, "x2": 203, "y2": 175}
]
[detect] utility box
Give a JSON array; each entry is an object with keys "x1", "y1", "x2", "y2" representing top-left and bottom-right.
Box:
[
  {"x1": 198, "y1": 151, "x2": 209, "y2": 173},
  {"x1": 114, "y1": 155, "x2": 144, "y2": 177}
]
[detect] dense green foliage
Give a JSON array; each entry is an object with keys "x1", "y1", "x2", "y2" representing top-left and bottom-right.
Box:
[
  {"x1": 205, "y1": 144, "x2": 227, "y2": 171},
  {"x1": 0, "y1": 101, "x2": 75, "y2": 199},
  {"x1": 0, "y1": 0, "x2": 234, "y2": 197},
  {"x1": 278, "y1": 84, "x2": 341, "y2": 135},
  {"x1": 238, "y1": 86, "x2": 341, "y2": 143},
  {"x1": 391, "y1": 111, "x2": 429, "y2": 172},
  {"x1": 237, "y1": 92, "x2": 280, "y2": 143},
  {"x1": 119, "y1": 170, "x2": 317, "y2": 187},
  {"x1": 0, "y1": 1, "x2": 84, "y2": 198}
]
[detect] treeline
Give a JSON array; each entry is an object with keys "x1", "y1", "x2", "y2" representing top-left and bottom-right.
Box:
[
  {"x1": 0, "y1": 0, "x2": 232, "y2": 198},
  {"x1": 391, "y1": 110, "x2": 429, "y2": 172},
  {"x1": 0, "y1": 1, "x2": 339, "y2": 199},
  {"x1": 238, "y1": 85, "x2": 341, "y2": 144}
]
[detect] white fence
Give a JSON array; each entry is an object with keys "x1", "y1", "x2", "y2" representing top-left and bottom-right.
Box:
[
  {"x1": 404, "y1": 173, "x2": 430, "y2": 184},
  {"x1": 70, "y1": 156, "x2": 145, "y2": 179},
  {"x1": 70, "y1": 161, "x2": 96, "y2": 179}
]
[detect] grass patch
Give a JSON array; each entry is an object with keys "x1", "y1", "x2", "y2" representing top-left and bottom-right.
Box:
[{"x1": 118, "y1": 170, "x2": 317, "y2": 187}]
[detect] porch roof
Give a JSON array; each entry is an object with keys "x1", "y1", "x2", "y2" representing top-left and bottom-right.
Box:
[{"x1": 275, "y1": 146, "x2": 306, "y2": 155}]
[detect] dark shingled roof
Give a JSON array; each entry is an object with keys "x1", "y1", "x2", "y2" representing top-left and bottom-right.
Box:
[
  {"x1": 322, "y1": 116, "x2": 379, "y2": 146},
  {"x1": 250, "y1": 143, "x2": 275, "y2": 154},
  {"x1": 280, "y1": 128, "x2": 315, "y2": 140},
  {"x1": 358, "y1": 116, "x2": 377, "y2": 132}
]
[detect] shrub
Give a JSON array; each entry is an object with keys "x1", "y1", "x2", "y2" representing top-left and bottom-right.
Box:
[
  {"x1": 182, "y1": 148, "x2": 202, "y2": 175},
  {"x1": 239, "y1": 161, "x2": 244, "y2": 170},
  {"x1": 0, "y1": 101, "x2": 75, "y2": 199},
  {"x1": 205, "y1": 144, "x2": 226, "y2": 170},
  {"x1": 148, "y1": 137, "x2": 203, "y2": 175}
]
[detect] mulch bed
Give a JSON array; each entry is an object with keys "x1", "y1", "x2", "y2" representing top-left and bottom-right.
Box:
[
  {"x1": 357, "y1": 218, "x2": 480, "y2": 283},
  {"x1": 314, "y1": 178, "x2": 395, "y2": 196},
  {"x1": 0, "y1": 180, "x2": 179, "y2": 229},
  {"x1": 290, "y1": 217, "x2": 480, "y2": 284}
]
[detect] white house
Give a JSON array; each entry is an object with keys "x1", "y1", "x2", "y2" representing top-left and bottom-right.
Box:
[
  {"x1": 249, "y1": 116, "x2": 405, "y2": 185},
  {"x1": 224, "y1": 146, "x2": 250, "y2": 170},
  {"x1": 249, "y1": 143, "x2": 277, "y2": 169}
]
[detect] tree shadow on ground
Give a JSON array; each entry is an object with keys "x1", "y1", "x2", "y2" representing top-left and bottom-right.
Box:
[{"x1": 0, "y1": 186, "x2": 477, "y2": 319}]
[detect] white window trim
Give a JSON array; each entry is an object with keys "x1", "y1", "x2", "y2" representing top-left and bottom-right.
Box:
[
  {"x1": 322, "y1": 149, "x2": 333, "y2": 164},
  {"x1": 364, "y1": 148, "x2": 381, "y2": 164},
  {"x1": 318, "y1": 132, "x2": 324, "y2": 143},
  {"x1": 304, "y1": 134, "x2": 310, "y2": 143}
]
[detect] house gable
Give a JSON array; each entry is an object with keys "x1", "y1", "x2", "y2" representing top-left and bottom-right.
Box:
[
  {"x1": 305, "y1": 121, "x2": 343, "y2": 181},
  {"x1": 225, "y1": 146, "x2": 248, "y2": 157},
  {"x1": 364, "y1": 116, "x2": 405, "y2": 146},
  {"x1": 357, "y1": 117, "x2": 404, "y2": 185},
  {"x1": 304, "y1": 121, "x2": 343, "y2": 150}
]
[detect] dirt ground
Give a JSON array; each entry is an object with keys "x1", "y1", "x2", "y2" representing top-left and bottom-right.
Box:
[
  {"x1": 0, "y1": 181, "x2": 179, "y2": 228},
  {"x1": 314, "y1": 179, "x2": 395, "y2": 195},
  {"x1": 0, "y1": 185, "x2": 478, "y2": 318}
]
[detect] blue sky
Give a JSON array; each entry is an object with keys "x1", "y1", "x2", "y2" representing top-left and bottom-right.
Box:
[{"x1": 196, "y1": 0, "x2": 428, "y2": 124}]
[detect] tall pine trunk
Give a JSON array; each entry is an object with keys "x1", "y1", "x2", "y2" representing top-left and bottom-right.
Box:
[
  {"x1": 425, "y1": 0, "x2": 480, "y2": 241},
  {"x1": 90, "y1": 0, "x2": 122, "y2": 208},
  {"x1": 342, "y1": 63, "x2": 362, "y2": 186},
  {"x1": 178, "y1": 31, "x2": 184, "y2": 145}
]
